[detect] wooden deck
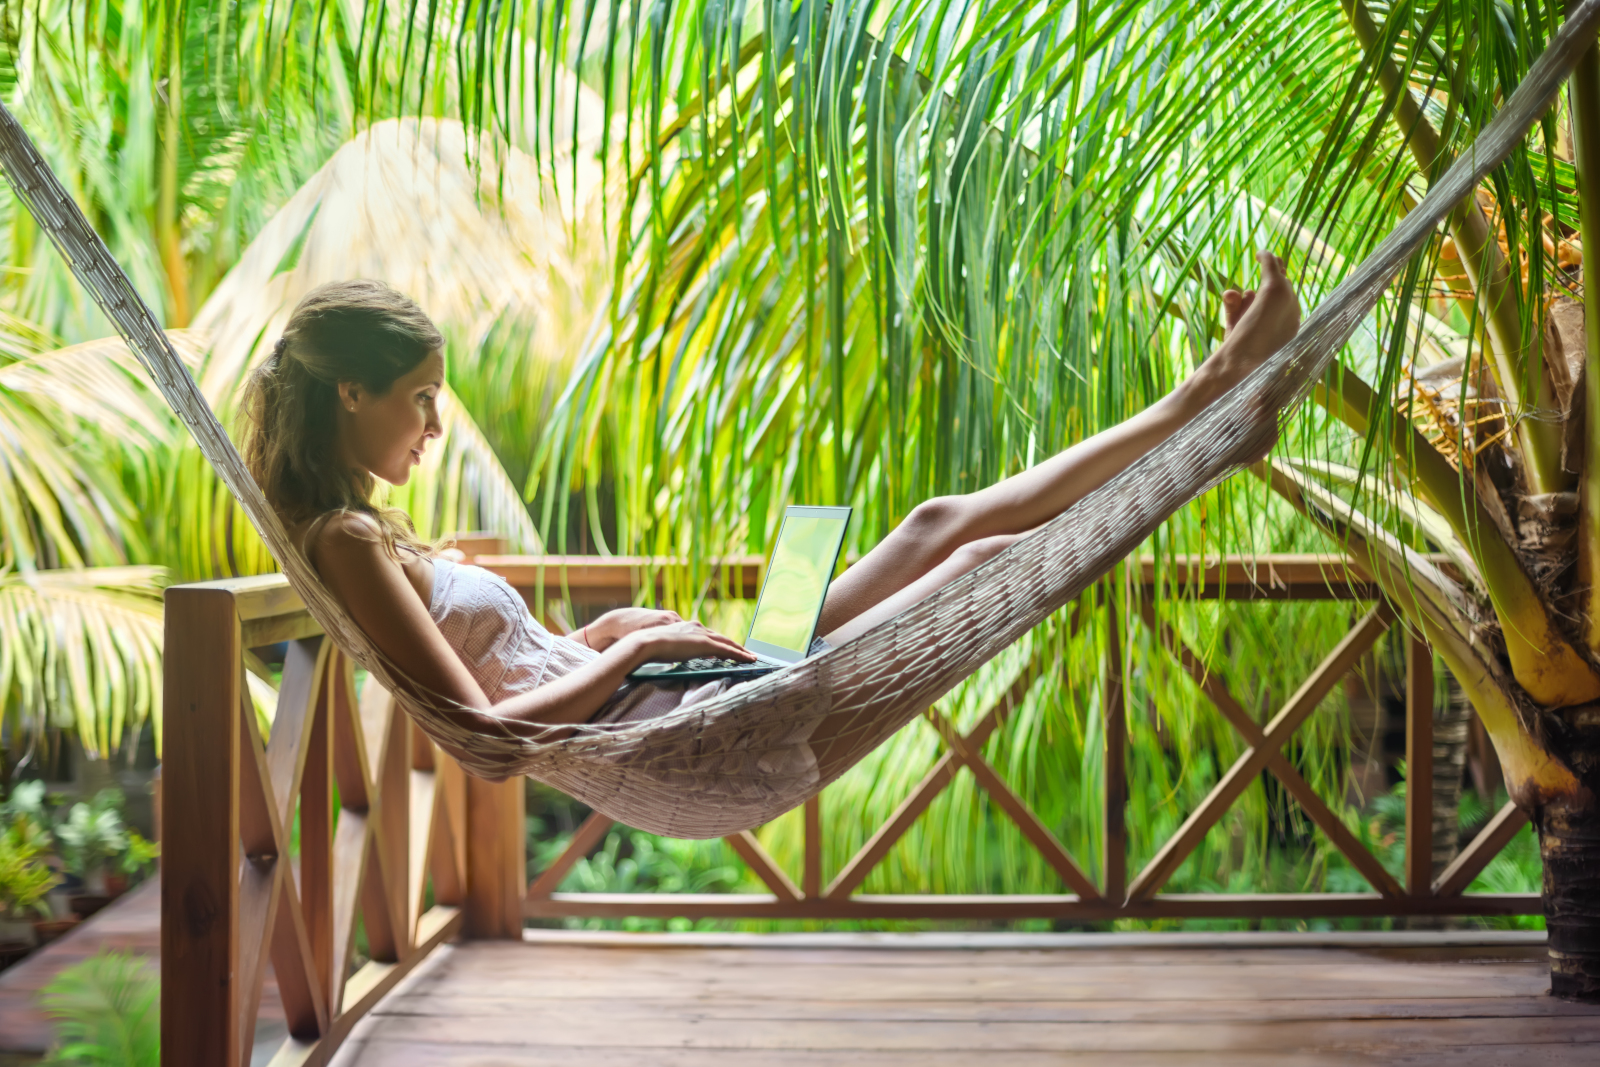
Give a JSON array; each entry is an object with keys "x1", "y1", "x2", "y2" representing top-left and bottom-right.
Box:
[{"x1": 327, "y1": 929, "x2": 1600, "y2": 1066}]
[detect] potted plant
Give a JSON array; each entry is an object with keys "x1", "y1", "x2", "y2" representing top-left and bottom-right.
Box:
[
  {"x1": 0, "y1": 781, "x2": 54, "y2": 854},
  {"x1": 53, "y1": 790, "x2": 129, "y2": 914},
  {"x1": 114, "y1": 830, "x2": 158, "y2": 892},
  {"x1": 0, "y1": 824, "x2": 58, "y2": 956}
]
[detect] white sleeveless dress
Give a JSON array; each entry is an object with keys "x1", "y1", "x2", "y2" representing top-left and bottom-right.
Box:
[{"x1": 427, "y1": 557, "x2": 738, "y2": 723}]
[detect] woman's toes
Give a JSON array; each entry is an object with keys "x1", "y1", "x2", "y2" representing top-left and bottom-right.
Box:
[
  {"x1": 1222, "y1": 289, "x2": 1259, "y2": 334},
  {"x1": 1222, "y1": 290, "x2": 1243, "y2": 330}
]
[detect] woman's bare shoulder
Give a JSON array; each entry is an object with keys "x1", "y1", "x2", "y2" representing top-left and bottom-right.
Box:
[{"x1": 302, "y1": 510, "x2": 390, "y2": 570}]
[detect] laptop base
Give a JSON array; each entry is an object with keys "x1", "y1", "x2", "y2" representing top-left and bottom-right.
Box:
[{"x1": 628, "y1": 661, "x2": 780, "y2": 683}]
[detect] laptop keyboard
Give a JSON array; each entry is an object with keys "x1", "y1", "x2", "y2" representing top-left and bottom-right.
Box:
[{"x1": 678, "y1": 657, "x2": 763, "y2": 671}]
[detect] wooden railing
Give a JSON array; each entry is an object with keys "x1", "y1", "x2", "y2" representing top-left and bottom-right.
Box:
[
  {"x1": 160, "y1": 576, "x2": 524, "y2": 1067},
  {"x1": 160, "y1": 551, "x2": 1539, "y2": 1067},
  {"x1": 524, "y1": 554, "x2": 1539, "y2": 923}
]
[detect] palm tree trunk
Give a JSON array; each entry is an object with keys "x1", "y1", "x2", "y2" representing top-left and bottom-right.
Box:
[
  {"x1": 1549, "y1": 12, "x2": 1600, "y2": 1004},
  {"x1": 1541, "y1": 794, "x2": 1600, "y2": 999}
]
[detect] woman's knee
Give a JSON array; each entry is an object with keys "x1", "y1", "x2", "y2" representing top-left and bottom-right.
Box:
[
  {"x1": 900, "y1": 495, "x2": 976, "y2": 549},
  {"x1": 951, "y1": 533, "x2": 1021, "y2": 569}
]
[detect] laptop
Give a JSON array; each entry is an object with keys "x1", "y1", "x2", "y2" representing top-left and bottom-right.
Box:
[{"x1": 627, "y1": 504, "x2": 851, "y2": 682}]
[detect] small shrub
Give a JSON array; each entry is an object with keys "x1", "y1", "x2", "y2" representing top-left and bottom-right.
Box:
[
  {"x1": 54, "y1": 792, "x2": 130, "y2": 884},
  {"x1": 0, "y1": 824, "x2": 57, "y2": 920},
  {"x1": 40, "y1": 950, "x2": 158, "y2": 1067}
]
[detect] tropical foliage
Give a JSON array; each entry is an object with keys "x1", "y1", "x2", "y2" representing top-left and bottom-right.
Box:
[
  {"x1": 0, "y1": 0, "x2": 599, "y2": 756},
  {"x1": 40, "y1": 949, "x2": 159, "y2": 1067},
  {"x1": 514, "y1": 0, "x2": 1586, "y2": 911}
]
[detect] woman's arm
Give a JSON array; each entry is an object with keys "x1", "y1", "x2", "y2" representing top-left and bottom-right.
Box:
[
  {"x1": 312, "y1": 515, "x2": 753, "y2": 726},
  {"x1": 576, "y1": 606, "x2": 684, "y2": 651}
]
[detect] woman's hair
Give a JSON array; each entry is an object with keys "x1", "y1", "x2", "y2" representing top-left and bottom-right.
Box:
[{"x1": 242, "y1": 279, "x2": 445, "y2": 557}]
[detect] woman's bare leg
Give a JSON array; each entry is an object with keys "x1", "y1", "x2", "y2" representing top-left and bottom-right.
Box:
[{"x1": 816, "y1": 251, "x2": 1300, "y2": 639}]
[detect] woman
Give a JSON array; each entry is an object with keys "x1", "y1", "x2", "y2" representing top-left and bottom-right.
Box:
[{"x1": 243, "y1": 252, "x2": 1299, "y2": 739}]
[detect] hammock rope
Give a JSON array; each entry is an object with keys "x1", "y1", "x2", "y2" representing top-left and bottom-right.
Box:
[{"x1": 3, "y1": 4, "x2": 1598, "y2": 837}]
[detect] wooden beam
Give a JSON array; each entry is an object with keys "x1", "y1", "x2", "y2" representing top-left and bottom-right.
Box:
[
  {"x1": 1407, "y1": 634, "x2": 1436, "y2": 895},
  {"x1": 328, "y1": 654, "x2": 372, "y2": 1006},
  {"x1": 1139, "y1": 604, "x2": 1403, "y2": 898},
  {"x1": 235, "y1": 696, "x2": 285, "y2": 1063},
  {"x1": 1434, "y1": 800, "x2": 1531, "y2": 896},
  {"x1": 199, "y1": 553, "x2": 1428, "y2": 625},
  {"x1": 824, "y1": 669, "x2": 1037, "y2": 900},
  {"x1": 161, "y1": 586, "x2": 242, "y2": 1067},
  {"x1": 1104, "y1": 594, "x2": 1127, "y2": 902},
  {"x1": 298, "y1": 661, "x2": 335, "y2": 1026},
  {"x1": 1133, "y1": 554, "x2": 1458, "y2": 600},
  {"x1": 1127, "y1": 606, "x2": 1395, "y2": 901},
  {"x1": 525, "y1": 891, "x2": 1541, "y2": 921},
  {"x1": 932, "y1": 713, "x2": 1102, "y2": 901},
  {"x1": 408, "y1": 768, "x2": 437, "y2": 937},
  {"x1": 328, "y1": 661, "x2": 370, "y2": 811},
  {"x1": 824, "y1": 753, "x2": 959, "y2": 899},
  {"x1": 725, "y1": 831, "x2": 801, "y2": 901},
  {"x1": 465, "y1": 775, "x2": 527, "y2": 938},
  {"x1": 195, "y1": 553, "x2": 1420, "y2": 676},
  {"x1": 477, "y1": 554, "x2": 764, "y2": 608},
  {"x1": 242, "y1": 612, "x2": 324, "y2": 648},
  {"x1": 529, "y1": 811, "x2": 614, "y2": 898},
  {"x1": 357, "y1": 820, "x2": 399, "y2": 964},
  {"x1": 433, "y1": 754, "x2": 469, "y2": 906},
  {"x1": 370, "y1": 703, "x2": 412, "y2": 959},
  {"x1": 426, "y1": 766, "x2": 467, "y2": 908},
  {"x1": 803, "y1": 798, "x2": 823, "y2": 898},
  {"x1": 327, "y1": 813, "x2": 369, "y2": 1013}
]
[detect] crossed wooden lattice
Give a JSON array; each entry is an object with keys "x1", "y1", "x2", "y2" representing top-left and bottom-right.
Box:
[
  {"x1": 163, "y1": 577, "x2": 523, "y2": 1067},
  {"x1": 528, "y1": 587, "x2": 1528, "y2": 918}
]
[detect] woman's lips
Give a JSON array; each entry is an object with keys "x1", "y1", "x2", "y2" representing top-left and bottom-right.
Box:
[{"x1": 411, "y1": 449, "x2": 423, "y2": 465}]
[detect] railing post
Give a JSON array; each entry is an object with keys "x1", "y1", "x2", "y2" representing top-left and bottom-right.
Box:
[
  {"x1": 161, "y1": 586, "x2": 243, "y2": 1067},
  {"x1": 1103, "y1": 583, "x2": 1127, "y2": 902},
  {"x1": 803, "y1": 797, "x2": 823, "y2": 898},
  {"x1": 300, "y1": 651, "x2": 335, "y2": 1018},
  {"x1": 465, "y1": 776, "x2": 525, "y2": 938},
  {"x1": 1406, "y1": 633, "x2": 1435, "y2": 895}
]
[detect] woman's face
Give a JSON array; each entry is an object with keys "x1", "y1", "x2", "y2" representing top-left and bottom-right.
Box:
[{"x1": 336, "y1": 349, "x2": 445, "y2": 486}]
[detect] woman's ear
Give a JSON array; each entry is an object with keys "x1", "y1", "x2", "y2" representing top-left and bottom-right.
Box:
[{"x1": 337, "y1": 380, "x2": 364, "y2": 413}]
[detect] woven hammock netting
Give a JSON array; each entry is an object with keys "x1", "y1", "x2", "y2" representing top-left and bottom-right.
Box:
[{"x1": 4, "y1": 4, "x2": 1599, "y2": 838}]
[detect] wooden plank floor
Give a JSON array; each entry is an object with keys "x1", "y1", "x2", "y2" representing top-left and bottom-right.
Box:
[{"x1": 329, "y1": 930, "x2": 1600, "y2": 1066}]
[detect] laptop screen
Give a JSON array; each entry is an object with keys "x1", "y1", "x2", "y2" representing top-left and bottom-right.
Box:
[{"x1": 745, "y1": 506, "x2": 851, "y2": 663}]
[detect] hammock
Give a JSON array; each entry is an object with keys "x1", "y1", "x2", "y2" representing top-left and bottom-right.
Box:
[{"x1": 3, "y1": 5, "x2": 1598, "y2": 839}]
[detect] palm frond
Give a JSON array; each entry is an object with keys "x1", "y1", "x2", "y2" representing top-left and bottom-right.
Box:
[{"x1": 0, "y1": 566, "x2": 164, "y2": 760}]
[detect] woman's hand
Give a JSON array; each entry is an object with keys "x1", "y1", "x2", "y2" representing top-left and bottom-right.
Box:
[
  {"x1": 620, "y1": 620, "x2": 757, "y2": 664},
  {"x1": 580, "y1": 606, "x2": 683, "y2": 650}
]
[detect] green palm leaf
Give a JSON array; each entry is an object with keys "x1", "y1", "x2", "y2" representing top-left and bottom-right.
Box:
[{"x1": 0, "y1": 566, "x2": 164, "y2": 761}]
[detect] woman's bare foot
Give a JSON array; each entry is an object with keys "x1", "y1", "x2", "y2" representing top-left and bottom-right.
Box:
[{"x1": 1191, "y1": 250, "x2": 1301, "y2": 402}]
